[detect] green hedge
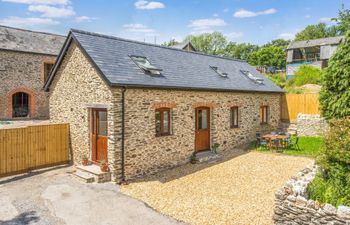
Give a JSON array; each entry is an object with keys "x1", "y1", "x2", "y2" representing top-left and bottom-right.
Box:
[{"x1": 308, "y1": 118, "x2": 350, "y2": 206}]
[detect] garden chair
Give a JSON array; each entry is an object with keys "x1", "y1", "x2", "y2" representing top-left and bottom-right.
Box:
[
  {"x1": 271, "y1": 139, "x2": 283, "y2": 152},
  {"x1": 255, "y1": 137, "x2": 267, "y2": 148},
  {"x1": 289, "y1": 136, "x2": 300, "y2": 150}
]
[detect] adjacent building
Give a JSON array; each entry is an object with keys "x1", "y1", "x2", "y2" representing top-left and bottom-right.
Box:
[
  {"x1": 45, "y1": 29, "x2": 283, "y2": 181},
  {"x1": 286, "y1": 36, "x2": 343, "y2": 79},
  {"x1": 0, "y1": 25, "x2": 65, "y2": 120}
]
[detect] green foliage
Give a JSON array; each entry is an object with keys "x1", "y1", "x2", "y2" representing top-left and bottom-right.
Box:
[
  {"x1": 294, "y1": 23, "x2": 338, "y2": 41},
  {"x1": 264, "y1": 73, "x2": 286, "y2": 88},
  {"x1": 320, "y1": 31, "x2": 350, "y2": 120},
  {"x1": 287, "y1": 65, "x2": 322, "y2": 87},
  {"x1": 308, "y1": 118, "x2": 350, "y2": 206},
  {"x1": 247, "y1": 46, "x2": 286, "y2": 69},
  {"x1": 224, "y1": 42, "x2": 259, "y2": 60},
  {"x1": 263, "y1": 38, "x2": 290, "y2": 48},
  {"x1": 184, "y1": 32, "x2": 227, "y2": 55},
  {"x1": 333, "y1": 7, "x2": 350, "y2": 35},
  {"x1": 162, "y1": 39, "x2": 180, "y2": 47}
]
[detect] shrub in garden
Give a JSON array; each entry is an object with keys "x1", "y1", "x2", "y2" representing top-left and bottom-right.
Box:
[
  {"x1": 287, "y1": 65, "x2": 322, "y2": 87},
  {"x1": 308, "y1": 118, "x2": 350, "y2": 206}
]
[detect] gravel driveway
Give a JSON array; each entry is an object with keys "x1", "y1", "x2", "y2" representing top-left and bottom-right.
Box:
[
  {"x1": 121, "y1": 150, "x2": 313, "y2": 225},
  {"x1": 0, "y1": 166, "x2": 183, "y2": 225}
]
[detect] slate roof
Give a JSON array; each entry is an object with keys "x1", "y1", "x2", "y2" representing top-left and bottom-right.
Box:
[
  {"x1": 45, "y1": 29, "x2": 283, "y2": 93},
  {"x1": 0, "y1": 25, "x2": 66, "y2": 55},
  {"x1": 287, "y1": 36, "x2": 343, "y2": 50}
]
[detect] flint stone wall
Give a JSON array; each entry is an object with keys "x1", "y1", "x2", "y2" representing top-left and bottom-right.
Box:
[
  {"x1": 297, "y1": 114, "x2": 329, "y2": 136},
  {"x1": 274, "y1": 163, "x2": 350, "y2": 225}
]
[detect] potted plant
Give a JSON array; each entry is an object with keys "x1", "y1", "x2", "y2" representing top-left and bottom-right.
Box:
[
  {"x1": 190, "y1": 152, "x2": 198, "y2": 164},
  {"x1": 99, "y1": 160, "x2": 109, "y2": 172},
  {"x1": 81, "y1": 155, "x2": 89, "y2": 166},
  {"x1": 211, "y1": 143, "x2": 220, "y2": 154}
]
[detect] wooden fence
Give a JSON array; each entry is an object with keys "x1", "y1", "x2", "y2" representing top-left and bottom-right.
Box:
[
  {"x1": 281, "y1": 94, "x2": 320, "y2": 122},
  {"x1": 0, "y1": 123, "x2": 70, "y2": 177}
]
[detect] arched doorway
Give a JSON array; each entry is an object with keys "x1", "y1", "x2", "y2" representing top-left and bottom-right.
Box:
[{"x1": 12, "y1": 92, "x2": 30, "y2": 117}]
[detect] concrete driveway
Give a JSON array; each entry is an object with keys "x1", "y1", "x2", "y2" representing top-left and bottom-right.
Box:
[{"x1": 0, "y1": 166, "x2": 183, "y2": 225}]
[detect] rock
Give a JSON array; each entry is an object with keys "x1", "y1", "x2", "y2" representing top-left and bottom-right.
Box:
[
  {"x1": 296, "y1": 196, "x2": 307, "y2": 207},
  {"x1": 337, "y1": 205, "x2": 350, "y2": 219},
  {"x1": 323, "y1": 204, "x2": 337, "y2": 215}
]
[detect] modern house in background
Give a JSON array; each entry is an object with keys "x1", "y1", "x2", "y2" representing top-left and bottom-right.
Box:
[
  {"x1": 44, "y1": 29, "x2": 283, "y2": 182},
  {"x1": 0, "y1": 26, "x2": 65, "y2": 119},
  {"x1": 286, "y1": 36, "x2": 343, "y2": 79}
]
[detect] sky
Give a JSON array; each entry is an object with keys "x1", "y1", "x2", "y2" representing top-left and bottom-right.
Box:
[{"x1": 0, "y1": 0, "x2": 348, "y2": 45}]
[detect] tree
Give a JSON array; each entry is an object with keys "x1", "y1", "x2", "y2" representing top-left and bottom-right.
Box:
[
  {"x1": 247, "y1": 46, "x2": 286, "y2": 69},
  {"x1": 320, "y1": 31, "x2": 350, "y2": 119},
  {"x1": 333, "y1": 7, "x2": 350, "y2": 35},
  {"x1": 294, "y1": 23, "x2": 338, "y2": 41},
  {"x1": 162, "y1": 39, "x2": 180, "y2": 47},
  {"x1": 263, "y1": 39, "x2": 290, "y2": 48},
  {"x1": 224, "y1": 42, "x2": 259, "y2": 60},
  {"x1": 184, "y1": 32, "x2": 227, "y2": 55}
]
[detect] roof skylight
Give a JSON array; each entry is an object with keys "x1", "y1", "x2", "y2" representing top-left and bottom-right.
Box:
[
  {"x1": 210, "y1": 66, "x2": 228, "y2": 78},
  {"x1": 130, "y1": 56, "x2": 162, "y2": 75},
  {"x1": 241, "y1": 70, "x2": 264, "y2": 84}
]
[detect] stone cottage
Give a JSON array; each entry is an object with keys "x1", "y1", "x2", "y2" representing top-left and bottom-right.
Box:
[
  {"x1": 44, "y1": 29, "x2": 284, "y2": 182},
  {"x1": 0, "y1": 25, "x2": 65, "y2": 119}
]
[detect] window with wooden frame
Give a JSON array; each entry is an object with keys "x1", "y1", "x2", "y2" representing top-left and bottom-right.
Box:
[
  {"x1": 155, "y1": 108, "x2": 171, "y2": 136},
  {"x1": 260, "y1": 106, "x2": 269, "y2": 124},
  {"x1": 230, "y1": 106, "x2": 239, "y2": 128},
  {"x1": 43, "y1": 62, "x2": 54, "y2": 83}
]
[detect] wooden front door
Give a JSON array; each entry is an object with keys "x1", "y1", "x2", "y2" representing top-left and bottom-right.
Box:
[
  {"x1": 195, "y1": 107, "x2": 210, "y2": 152},
  {"x1": 91, "y1": 109, "x2": 108, "y2": 162}
]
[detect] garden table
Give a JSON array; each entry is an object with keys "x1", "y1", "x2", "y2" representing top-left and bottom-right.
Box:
[{"x1": 262, "y1": 134, "x2": 288, "y2": 150}]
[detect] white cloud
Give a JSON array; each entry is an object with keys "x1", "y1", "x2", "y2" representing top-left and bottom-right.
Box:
[
  {"x1": 134, "y1": 0, "x2": 165, "y2": 10},
  {"x1": 123, "y1": 23, "x2": 156, "y2": 33},
  {"x1": 278, "y1": 32, "x2": 295, "y2": 40},
  {"x1": 233, "y1": 8, "x2": 277, "y2": 18},
  {"x1": 0, "y1": 16, "x2": 59, "y2": 27},
  {"x1": 226, "y1": 32, "x2": 243, "y2": 40},
  {"x1": 28, "y1": 5, "x2": 75, "y2": 18},
  {"x1": 75, "y1": 16, "x2": 95, "y2": 23},
  {"x1": 188, "y1": 18, "x2": 226, "y2": 31},
  {"x1": 2, "y1": 0, "x2": 68, "y2": 5},
  {"x1": 213, "y1": 13, "x2": 219, "y2": 17}
]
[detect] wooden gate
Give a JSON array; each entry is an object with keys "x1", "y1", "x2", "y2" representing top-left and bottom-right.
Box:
[
  {"x1": 281, "y1": 94, "x2": 320, "y2": 122},
  {"x1": 0, "y1": 123, "x2": 70, "y2": 177}
]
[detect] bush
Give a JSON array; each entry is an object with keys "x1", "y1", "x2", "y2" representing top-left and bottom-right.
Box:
[
  {"x1": 287, "y1": 65, "x2": 322, "y2": 87},
  {"x1": 264, "y1": 73, "x2": 286, "y2": 88},
  {"x1": 308, "y1": 118, "x2": 350, "y2": 206}
]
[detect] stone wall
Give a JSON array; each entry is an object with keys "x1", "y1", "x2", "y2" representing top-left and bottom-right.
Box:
[
  {"x1": 122, "y1": 88, "x2": 281, "y2": 179},
  {"x1": 274, "y1": 163, "x2": 350, "y2": 224},
  {"x1": 0, "y1": 50, "x2": 54, "y2": 119},
  {"x1": 297, "y1": 113, "x2": 329, "y2": 136},
  {"x1": 49, "y1": 40, "x2": 282, "y2": 181},
  {"x1": 49, "y1": 42, "x2": 122, "y2": 181}
]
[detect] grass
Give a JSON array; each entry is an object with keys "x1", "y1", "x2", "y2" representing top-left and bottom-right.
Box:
[{"x1": 252, "y1": 136, "x2": 324, "y2": 158}]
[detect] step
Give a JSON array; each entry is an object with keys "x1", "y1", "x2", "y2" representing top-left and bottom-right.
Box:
[
  {"x1": 74, "y1": 170, "x2": 95, "y2": 183},
  {"x1": 195, "y1": 151, "x2": 221, "y2": 164},
  {"x1": 76, "y1": 164, "x2": 111, "y2": 183}
]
